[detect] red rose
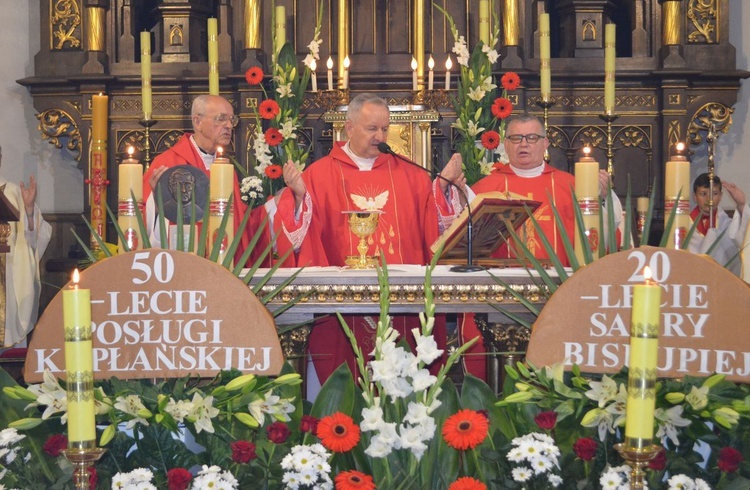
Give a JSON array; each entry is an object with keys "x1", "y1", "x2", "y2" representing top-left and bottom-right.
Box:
[
  {"x1": 43, "y1": 434, "x2": 68, "y2": 457},
  {"x1": 264, "y1": 127, "x2": 283, "y2": 146},
  {"x1": 481, "y1": 130, "x2": 501, "y2": 150},
  {"x1": 87, "y1": 467, "x2": 98, "y2": 488},
  {"x1": 491, "y1": 97, "x2": 513, "y2": 119},
  {"x1": 501, "y1": 72, "x2": 521, "y2": 91},
  {"x1": 265, "y1": 164, "x2": 283, "y2": 179},
  {"x1": 267, "y1": 421, "x2": 291, "y2": 444},
  {"x1": 259, "y1": 99, "x2": 280, "y2": 120},
  {"x1": 648, "y1": 447, "x2": 667, "y2": 471},
  {"x1": 533, "y1": 410, "x2": 558, "y2": 431},
  {"x1": 300, "y1": 415, "x2": 319, "y2": 435},
  {"x1": 167, "y1": 468, "x2": 193, "y2": 490},
  {"x1": 245, "y1": 66, "x2": 264, "y2": 86},
  {"x1": 718, "y1": 446, "x2": 743, "y2": 473},
  {"x1": 231, "y1": 440, "x2": 257, "y2": 464},
  {"x1": 573, "y1": 437, "x2": 598, "y2": 461}
]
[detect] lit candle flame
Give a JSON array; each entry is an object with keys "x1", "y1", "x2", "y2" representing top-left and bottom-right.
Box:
[
  {"x1": 643, "y1": 265, "x2": 656, "y2": 284},
  {"x1": 445, "y1": 57, "x2": 453, "y2": 71},
  {"x1": 428, "y1": 56, "x2": 435, "y2": 70},
  {"x1": 327, "y1": 56, "x2": 334, "y2": 70},
  {"x1": 675, "y1": 142, "x2": 685, "y2": 152},
  {"x1": 127, "y1": 146, "x2": 135, "y2": 157},
  {"x1": 583, "y1": 146, "x2": 591, "y2": 156},
  {"x1": 411, "y1": 57, "x2": 418, "y2": 71},
  {"x1": 72, "y1": 268, "x2": 80, "y2": 288},
  {"x1": 343, "y1": 56, "x2": 351, "y2": 69},
  {"x1": 217, "y1": 146, "x2": 223, "y2": 157},
  {"x1": 310, "y1": 59, "x2": 317, "y2": 71}
]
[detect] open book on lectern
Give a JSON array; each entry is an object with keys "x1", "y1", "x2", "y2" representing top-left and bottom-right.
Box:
[{"x1": 430, "y1": 191, "x2": 541, "y2": 265}]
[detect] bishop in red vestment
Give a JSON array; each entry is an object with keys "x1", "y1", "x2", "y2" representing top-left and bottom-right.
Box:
[{"x1": 276, "y1": 93, "x2": 465, "y2": 382}]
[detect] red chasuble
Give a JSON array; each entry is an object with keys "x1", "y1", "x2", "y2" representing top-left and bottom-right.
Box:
[
  {"x1": 463, "y1": 163, "x2": 576, "y2": 379},
  {"x1": 142, "y1": 133, "x2": 270, "y2": 266},
  {"x1": 274, "y1": 143, "x2": 446, "y2": 381}
]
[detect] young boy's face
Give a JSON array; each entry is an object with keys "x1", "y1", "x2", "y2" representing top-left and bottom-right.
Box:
[{"x1": 694, "y1": 185, "x2": 723, "y2": 214}]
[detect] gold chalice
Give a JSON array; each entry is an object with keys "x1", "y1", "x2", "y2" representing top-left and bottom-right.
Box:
[{"x1": 343, "y1": 211, "x2": 381, "y2": 269}]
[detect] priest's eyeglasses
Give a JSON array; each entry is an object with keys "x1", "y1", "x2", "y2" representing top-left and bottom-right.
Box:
[
  {"x1": 200, "y1": 113, "x2": 240, "y2": 127},
  {"x1": 506, "y1": 134, "x2": 545, "y2": 144}
]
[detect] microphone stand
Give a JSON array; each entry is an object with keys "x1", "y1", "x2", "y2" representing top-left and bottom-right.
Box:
[{"x1": 377, "y1": 143, "x2": 485, "y2": 272}]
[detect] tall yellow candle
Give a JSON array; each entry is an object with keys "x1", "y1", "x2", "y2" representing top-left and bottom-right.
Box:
[
  {"x1": 118, "y1": 147, "x2": 144, "y2": 252},
  {"x1": 208, "y1": 18, "x2": 219, "y2": 95},
  {"x1": 63, "y1": 269, "x2": 96, "y2": 449},
  {"x1": 624, "y1": 266, "x2": 661, "y2": 449},
  {"x1": 479, "y1": 0, "x2": 490, "y2": 46},
  {"x1": 140, "y1": 31, "x2": 152, "y2": 119},
  {"x1": 91, "y1": 94, "x2": 108, "y2": 143},
  {"x1": 664, "y1": 142, "x2": 691, "y2": 249},
  {"x1": 274, "y1": 6, "x2": 287, "y2": 55},
  {"x1": 604, "y1": 23, "x2": 616, "y2": 114},
  {"x1": 539, "y1": 13, "x2": 551, "y2": 101},
  {"x1": 574, "y1": 147, "x2": 601, "y2": 264},
  {"x1": 208, "y1": 148, "x2": 235, "y2": 265}
]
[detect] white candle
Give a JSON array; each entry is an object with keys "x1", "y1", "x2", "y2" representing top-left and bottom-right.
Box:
[
  {"x1": 411, "y1": 57, "x2": 418, "y2": 91},
  {"x1": 310, "y1": 59, "x2": 318, "y2": 92},
  {"x1": 343, "y1": 55, "x2": 350, "y2": 89},
  {"x1": 327, "y1": 56, "x2": 334, "y2": 91},
  {"x1": 427, "y1": 55, "x2": 435, "y2": 91},
  {"x1": 445, "y1": 57, "x2": 452, "y2": 90}
]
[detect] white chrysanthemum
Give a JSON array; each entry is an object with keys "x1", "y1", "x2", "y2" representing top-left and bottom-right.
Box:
[
  {"x1": 0, "y1": 428, "x2": 25, "y2": 448},
  {"x1": 667, "y1": 474, "x2": 695, "y2": 490},
  {"x1": 507, "y1": 447, "x2": 525, "y2": 463},
  {"x1": 530, "y1": 455, "x2": 554, "y2": 475},
  {"x1": 599, "y1": 468, "x2": 625, "y2": 490},
  {"x1": 512, "y1": 467, "x2": 533, "y2": 482}
]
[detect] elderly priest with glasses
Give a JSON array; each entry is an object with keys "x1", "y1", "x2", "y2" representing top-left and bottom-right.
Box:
[
  {"x1": 142, "y1": 94, "x2": 269, "y2": 263},
  {"x1": 462, "y1": 113, "x2": 623, "y2": 378}
]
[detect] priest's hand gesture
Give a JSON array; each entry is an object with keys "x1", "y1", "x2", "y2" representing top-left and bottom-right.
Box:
[
  {"x1": 283, "y1": 160, "x2": 306, "y2": 209},
  {"x1": 439, "y1": 153, "x2": 467, "y2": 205},
  {"x1": 723, "y1": 181, "x2": 746, "y2": 216}
]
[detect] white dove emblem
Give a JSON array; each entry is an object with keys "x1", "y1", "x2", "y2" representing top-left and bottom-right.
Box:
[{"x1": 351, "y1": 190, "x2": 389, "y2": 212}]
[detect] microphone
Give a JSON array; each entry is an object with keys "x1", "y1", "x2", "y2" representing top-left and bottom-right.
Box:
[{"x1": 377, "y1": 142, "x2": 484, "y2": 272}]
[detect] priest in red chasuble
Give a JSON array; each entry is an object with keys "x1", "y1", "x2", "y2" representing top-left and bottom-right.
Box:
[
  {"x1": 276, "y1": 93, "x2": 466, "y2": 382},
  {"x1": 142, "y1": 95, "x2": 269, "y2": 264},
  {"x1": 463, "y1": 113, "x2": 621, "y2": 378}
]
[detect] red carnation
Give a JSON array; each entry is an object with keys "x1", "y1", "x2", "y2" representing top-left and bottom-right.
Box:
[
  {"x1": 300, "y1": 415, "x2": 319, "y2": 435},
  {"x1": 167, "y1": 468, "x2": 193, "y2": 490},
  {"x1": 259, "y1": 99, "x2": 280, "y2": 120},
  {"x1": 573, "y1": 437, "x2": 598, "y2": 461},
  {"x1": 264, "y1": 127, "x2": 283, "y2": 146},
  {"x1": 718, "y1": 446, "x2": 743, "y2": 473},
  {"x1": 43, "y1": 434, "x2": 68, "y2": 457},
  {"x1": 481, "y1": 130, "x2": 501, "y2": 150},
  {"x1": 648, "y1": 447, "x2": 667, "y2": 471},
  {"x1": 491, "y1": 97, "x2": 513, "y2": 119},
  {"x1": 533, "y1": 410, "x2": 558, "y2": 431},
  {"x1": 230, "y1": 440, "x2": 257, "y2": 463},
  {"x1": 501, "y1": 71, "x2": 521, "y2": 91},
  {"x1": 245, "y1": 66, "x2": 264, "y2": 86},
  {"x1": 265, "y1": 164, "x2": 283, "y2": 179},
  {"x1": 267, "y1": 421, "x2": 291, "y2": 444}
]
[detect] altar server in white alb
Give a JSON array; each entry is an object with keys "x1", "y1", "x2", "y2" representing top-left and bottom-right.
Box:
[
  {"x1": 0, "y1": 145, "x2": 51, "y2": 347},
  {"x1": 688, "y1": 173, "x2": 750, "y2": 282}
]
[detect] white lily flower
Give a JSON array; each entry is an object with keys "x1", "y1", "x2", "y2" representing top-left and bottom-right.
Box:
[{"x1": 655, "y1": 405, "x2": 691, "y2": 446}]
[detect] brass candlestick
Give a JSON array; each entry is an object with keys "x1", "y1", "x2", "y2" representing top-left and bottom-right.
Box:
[
  {"x1": 344, "y1": 211, "x2": 381, "y2": 269},
  {"x1": 315, "y1": 89, "x2": 349, "y2": 112},
  {"x1": 614, "y1": 443, "x2": 662, "y2": 490},
  {"x1": 420, "y1": 89, "x2": 452, "y2": 111},
  {"x1": 62, "y1": 447, "x2": 107, "y2": 489},
  {"x1": 138, "y1": 118, "x2": 158, "y2": 170},
  {"x1": 598, "y1": 112, "x2": 620, "y2": 183},
  {"x1": 535, "y1": 98, "x2": 556, "y2": 163}
]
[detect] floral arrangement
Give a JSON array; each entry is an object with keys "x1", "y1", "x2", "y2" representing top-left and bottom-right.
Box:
[
  {"x1": 435, "y1": 4, "x2": 519, "y2": 185},
  {"x1": 497, "y1": 362, "x2": 750, "y2": 489},
  {"x1": 239, "y1": 2, "x2": 324, "y2": 205}
]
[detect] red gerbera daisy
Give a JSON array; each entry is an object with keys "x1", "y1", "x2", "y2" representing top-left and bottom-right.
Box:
[
  {"x1": 317, "y1": 412, "x2": 360, "y2": 453},
  {"x1": 245, "y1": 66, "x2": 264, "y2": 86},
  {"x1": 334, "y1": 470, "x2": 375, "y2": 490},
  {"x1": 442, "y1": 409, "x2": 489, "y2": 450},
  {"x1": 265, "y1": 164, "x2": 283, "y2": 179},
  {"x1": 491, "y1": 97, "x2": 513, "y2": 119},
  {"x1": 481, "y1": 130, "x2": 501, "y2": 150},
  {"x1": 501, "y1": 71, "x2": 521, "y2": 91},
  {"x1": 264, "y1": 127, "x2": 283, "y2": 146},
  {"x1": 448, "y1": 477, "x2": 487, "y2": 490},
  {"x1": 259, "y1": 99, "x2": 280, "y2": 120}
]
